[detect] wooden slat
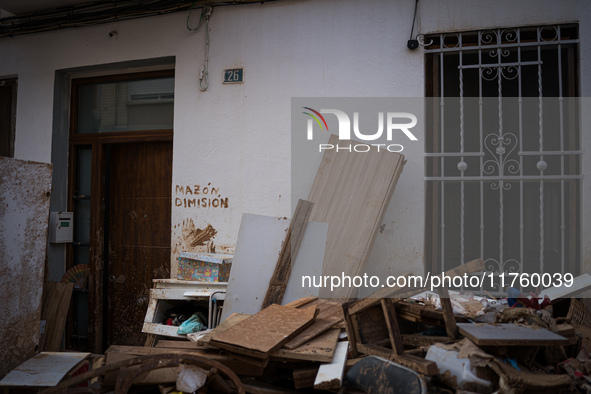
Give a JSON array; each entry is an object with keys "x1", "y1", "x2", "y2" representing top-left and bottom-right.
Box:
[
  {"x1": 273, "y1": 328, "x2": 340, "y2": 362},
  {"x1": 262, "y1": 200, "x2": 313, "y2": 309},
  {"x1": 39, "y1": 282, "x2": 75, "y2": 352},
  {"x1": 284, "y1": 301, "x2": 343, "y2": 349},
  {"x1": 380, "y1": 299, "x2": 404, "y2": 355},
  {"x1": 313, "y1": 341, "x2": 348, "y2": 390},
  {"x1": 438, "y1": 287, "x2": 459, "y2": 340},
  {"x1": 283, "y1": 296, "x2": 318, "y2": 309},
  {"x1": 307, "y1": 133, "x2": 406, "y2": 299},
  {"x1": 210, "y1": 305, "x2": 316, "y2": 359}
]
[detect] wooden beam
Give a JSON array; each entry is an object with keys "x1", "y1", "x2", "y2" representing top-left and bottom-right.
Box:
[
  {"x1": 380, "y1": 299, "x2": 404, "y2": 355},
  {"x1": 261, "y1": 200, "x2": 313, "y2": 310},
  {"x1": 438, "y1": 287, "x2": 459, "y2": 340},
  {"x1": 313, "y1": 341, "x2": 348, "y2": 390}
]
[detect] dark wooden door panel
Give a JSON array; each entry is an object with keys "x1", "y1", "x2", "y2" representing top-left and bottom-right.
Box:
[{"x1": 107, "y1": 141, "x2": 172, "y2": 346}]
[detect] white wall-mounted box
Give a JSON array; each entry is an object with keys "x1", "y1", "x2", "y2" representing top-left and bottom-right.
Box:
[{"x1": 49, "y1": 212, "x2": 74, "y2": 243}]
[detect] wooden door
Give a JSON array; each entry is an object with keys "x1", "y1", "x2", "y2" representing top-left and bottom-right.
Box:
[{"x1": 106, "y1": 141, "x2": 172, "y2": 346}]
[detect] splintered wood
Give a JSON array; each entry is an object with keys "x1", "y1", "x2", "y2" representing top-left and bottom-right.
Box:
[
  {"x1": 210, "y1": 304, "x2": 316, "y2": 359},
  {"x1": 307, "y1": 133, "x2": 406, "y2": 299}
]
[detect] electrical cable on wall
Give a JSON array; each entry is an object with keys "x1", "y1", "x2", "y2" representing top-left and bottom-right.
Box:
[
  {"x1": 0, "y1": 0, "x2": 278, "y2": 39},
  {"x1": 407, "y1": 0, "x2": 419, "y2": 50},
  {"x1": 199, "y1": 7, "x2": 212, "y2": 91}
]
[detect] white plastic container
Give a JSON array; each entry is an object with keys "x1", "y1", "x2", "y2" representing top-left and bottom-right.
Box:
[{"x1": 425, "y1": 345, "x2": 491, "y2": 391}]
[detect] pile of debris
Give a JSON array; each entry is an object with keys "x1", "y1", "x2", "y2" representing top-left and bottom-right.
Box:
[
  {"x1": 3, "y1": 138, "x2": 591, "y2": 393},
  {"x1": 12, "y1": 278, "x2": 591, "y2": 393}
]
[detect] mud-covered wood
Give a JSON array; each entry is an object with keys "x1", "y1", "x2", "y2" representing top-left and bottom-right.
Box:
[
  {"x1": 380, "y1": 299, "x2": 404, "y2": 355},
  {"x1": 313, "y1": 341, "x2": 348, "y2": 390},
  {"x1": 39, "y1": 282, "x2": 75, "y2": 352},
  {"x1": 107, "y1": 142, "x2": 172, "y2": 347},
  {"x1": 273, "y1": 328, "x2": 340, "y2": 362},
  {"x1": 211, "y1": 304, "x2": 316, "y2": 359},
  {"x1": 438, "y1": 287, "x2": 459, "y2": 339},
  {"x1": 284, "y1": 299, "x2": 343, "y2": 349},
  {"x1": 262, "y1": 200, "x2": 313, "y2": 309}
]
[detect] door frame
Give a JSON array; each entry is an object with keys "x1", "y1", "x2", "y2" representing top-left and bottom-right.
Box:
[{"x1": 67, "y1": 70, "x2": 174, "y2": 353}]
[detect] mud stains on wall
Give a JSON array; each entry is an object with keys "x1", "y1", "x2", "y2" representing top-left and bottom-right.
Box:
[
  {"x1": 174, "y1": 183, "x2": 229, "y2": 209},
  {"x1": 177, "y1": 219, "x2": 218, "y2": 253}
]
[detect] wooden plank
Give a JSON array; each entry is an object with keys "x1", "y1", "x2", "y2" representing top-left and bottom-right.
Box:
[
  {"x1": 0, "y1": 352, "x2": 89, "y2": 387},
  {"x1": 39, "y1": 282, "x2": 74, "y2": 352},
  {"x1": 313, "y1": 341, "x2": 348, "y2": 390},
  {"x1": 293, "y1": 367, "x2": 318, "y2": 389},
  {"x1": 0, "y1": 157, "x2": 53, "y2": 378},
  {"x1": 155, "y1": 340, "x2": 201, "y2": 349},
  {"x1": 380, "y1": 299, "x2": 404, "y2": 355},
  {"x1": 273, "y1": 328, "x2": 340, "y2": 362},
  {"x1": 539, "y1": 273, "x2": 591, "y2": 301},
  {"x1": 195, "y1": 313, "x2": 251, "y2": 348},
  {"x1": 457, "y1": 323, "x2": 569, "y2": 346},
  {"x1": 284, "y1": 296, "x2": 318, "y2": 309},
  {"x1": 402, "y1": 334, "x2": 453, "y2": 348},
  {"x1": 349, "y1": 258, "x2": 484, "y2": 314},
  {"x1": 220, "y1": 214, "x2": 327, "y2": 321},
  {"x1": 211, "y1": 304, "x2": 316, "y2": 359},
  {"x1": 438, "y1": 287, "x2": 459, "y2": 340},
  {"x1": 284, "y1": 301, "x2": 343, "y2": 349},
  {"x1": 307, "y1": 134, "x2": 406, "y2": 299},
  {"x1": 262, "y1": 200, "x2": 313, "y2": 309}
]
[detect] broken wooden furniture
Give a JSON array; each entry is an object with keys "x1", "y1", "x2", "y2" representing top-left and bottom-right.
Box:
[
  {"x1": 342, "y1": 259, "x2": 485, "y2": 375},
  {"x1": 142, "y1": 279, "x2": 227, "y2": 340}
]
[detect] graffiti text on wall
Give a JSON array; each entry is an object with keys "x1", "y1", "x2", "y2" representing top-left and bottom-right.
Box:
[{"x1": 175, "y1": 183, "x2": 229, "y2": 209}]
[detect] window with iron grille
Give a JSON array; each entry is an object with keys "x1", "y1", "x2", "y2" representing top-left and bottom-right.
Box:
[{"x1": 424, "y1": 24, "x2": 581, "y2": 293}]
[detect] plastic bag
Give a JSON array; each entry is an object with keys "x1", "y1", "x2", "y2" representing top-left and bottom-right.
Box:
[{"x1": 177, "y1": 312, "x2": 205, "y2": 335}]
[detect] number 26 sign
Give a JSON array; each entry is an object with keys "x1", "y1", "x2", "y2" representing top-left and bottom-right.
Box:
[{"x1": 223, "y1": 68, "x2": 244, "y2": 84}]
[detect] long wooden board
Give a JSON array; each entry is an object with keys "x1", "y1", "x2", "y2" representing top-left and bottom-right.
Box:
[
  {"x1": 262, "y1": 199, "x2": 314, "y2": 309},
  {"x1": 307, "y1": 134, "x2": 405, "y2": 299},
  {"x1": 457, "y1": 323, "x2": 568, "y2": 346},
  {"x1": 39, "y1": 282, "x2": 74, "y2": 352},
  {"x1": 211, "y1": 304, "x2": 316, "y2": 359}
]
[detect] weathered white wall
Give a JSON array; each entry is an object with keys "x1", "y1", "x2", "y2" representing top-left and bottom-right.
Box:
[{"x1": 0, "y1": 0, "x2": 589, "y2": 284}]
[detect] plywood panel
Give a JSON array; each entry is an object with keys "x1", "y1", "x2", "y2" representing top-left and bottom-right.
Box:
[
  {"x1": 0, "y1": 157, "x2": 52, "y2": 379},
  {"x1": 211, "y1": 304, "x2": 316, "y2": 358},
  {"x1": 457, "y1": 323, "x2": 568, "y2": 346},
  {"x1": 307, "y1": 134, "x2": 405, "y2": 299}
]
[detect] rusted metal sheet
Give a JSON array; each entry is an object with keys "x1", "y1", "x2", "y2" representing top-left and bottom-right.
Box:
[
  {"x1": 0, "y1": 352, "x2": 89, "y2": 387},
  {"x1": 0, "y1": 157, "x2": 52, "y2": 379}
]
